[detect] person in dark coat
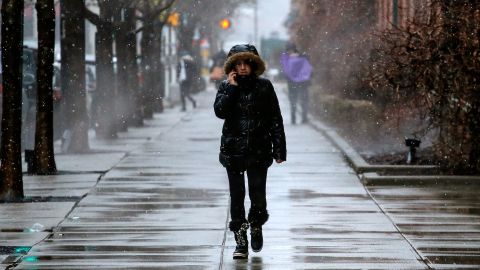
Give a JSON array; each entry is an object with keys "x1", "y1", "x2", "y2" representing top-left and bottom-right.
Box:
[
  {"x1": 214, "y1": 44, "x2": 287, "y2": 259},
  {"x1": 177, "y1": 54, "x2": 197, "y2": 111}
]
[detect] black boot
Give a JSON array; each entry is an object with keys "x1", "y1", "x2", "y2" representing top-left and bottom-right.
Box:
[
  {"x1": 248, "y1": 209, "x2": 269, "y2": 253},
  {"x1": 233, "y1": 223, "x2": 249, "y2": 259},
  {"x1": 250, "y1": 225, "x2": 263, "y2": 252}
]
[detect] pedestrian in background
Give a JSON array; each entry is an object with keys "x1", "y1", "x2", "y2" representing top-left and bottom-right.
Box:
[
  {"x1": 177, "y1": 54, "x2": 197, "y2": 111},
  {"x1": 214, "y1": 44, "x2": 287, "y2": 259},
  {"x1": 280, "y1": 43, "x2": 312, "y2": 124}
]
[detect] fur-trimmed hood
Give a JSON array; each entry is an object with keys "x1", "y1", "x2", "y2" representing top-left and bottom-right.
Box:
[{"x1": 224, "y1": 44, "x2": 266, "y2": 77}]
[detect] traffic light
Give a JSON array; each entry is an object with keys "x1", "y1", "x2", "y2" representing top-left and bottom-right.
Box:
[{"x1": 219, "y1": 18, "x2": 231, "y2": 29}]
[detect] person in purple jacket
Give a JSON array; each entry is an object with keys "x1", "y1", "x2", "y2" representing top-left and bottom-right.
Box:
[{"x1": 280, "y1": 43, "x2": 312, "y2": 124}]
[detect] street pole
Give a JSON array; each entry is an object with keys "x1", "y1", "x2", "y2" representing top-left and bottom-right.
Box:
[{"x1": 254, "y1": 0, "x2": 258, "y2": 46}]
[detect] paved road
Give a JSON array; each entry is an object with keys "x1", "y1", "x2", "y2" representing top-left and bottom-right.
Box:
[{"x1": 8, "y1": 84, "x2": 428, "y2": 269}]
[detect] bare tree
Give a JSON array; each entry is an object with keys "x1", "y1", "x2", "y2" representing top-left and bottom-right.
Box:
[
  {"x1": 288, "y1": 0, "x2": 376, "y2": 99},
  {"x1": 113, "y1": 3, "x2": 137, "y2": 130},
  {"x1": 33, "y1": 0, "x2": 57, "y2": 174},
  {"x1": 173, "y1": 0, "x2": 254, "y2": 92},
  {"x1": 137, "y1": 0, "x2": 175, "y2": 118},
  {"x1": 60, "y1": 0, "x2": 89, "y2": 153},
  {"x1": 367, "y1": 1, "x2": 480, "y2": 172},
  {"x1": 84, "y1": 0, "x2": 118, "y2": 138},
  {"x1": 0, "y1": 0, "x2": 24, "y2": 201},
  {"x1": 173, "y1": 0, "x2": 252, "y2": 52}
]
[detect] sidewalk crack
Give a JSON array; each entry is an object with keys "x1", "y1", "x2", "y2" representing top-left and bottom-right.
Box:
[
  {"x1": 361, "y1": 182, "x2": 433, "y2": 269},
  {"x1": 218, "y1": 197, "x2": 230, "y2": 270}
]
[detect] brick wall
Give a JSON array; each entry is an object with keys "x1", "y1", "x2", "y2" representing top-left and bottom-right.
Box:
[{"x1": 376, "y1": 0, "x2": 432, "y2": 30}]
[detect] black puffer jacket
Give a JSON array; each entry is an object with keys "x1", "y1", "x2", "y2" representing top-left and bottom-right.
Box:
[{"x1": 214, "y1": 78, "x2": 287, "y2": 170}]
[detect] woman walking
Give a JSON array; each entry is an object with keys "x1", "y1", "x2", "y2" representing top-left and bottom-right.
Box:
[
  {"x1": 177, "y1": 54, "x2": 197, "y2": 111},
  {"x1": 214, "y1": 44, "x2": 287, "y2": 259}
]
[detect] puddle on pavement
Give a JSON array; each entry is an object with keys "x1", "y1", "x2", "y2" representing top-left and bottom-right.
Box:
[
  {"x1": 0, "y1": 246, "x2": 31, "y2": 255},
  {"x1": 427, "y1": 254, "x2": 480, "y2": 265}
]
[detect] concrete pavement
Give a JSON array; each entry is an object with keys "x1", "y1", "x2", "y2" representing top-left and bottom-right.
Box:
[{"x1": 1, "y1": 82, "x2": 478, "y2": 269}]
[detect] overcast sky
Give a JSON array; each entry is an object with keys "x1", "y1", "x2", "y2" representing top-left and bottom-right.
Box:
[{"x1": 222, "y1": 0, "x2": 290, "y2": 50}]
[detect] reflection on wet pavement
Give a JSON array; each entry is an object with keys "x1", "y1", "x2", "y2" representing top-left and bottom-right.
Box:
[
  {"x1": 8, "y1": 88, "x2": 434, "y2": 269},
  {"x1": 369, "y1": 183, "x2": 480, "y2": 269}
]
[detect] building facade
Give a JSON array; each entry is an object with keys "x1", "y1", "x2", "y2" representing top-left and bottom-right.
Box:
[{"x1": 376, "y1": 0, "x2": 433, "y2": 30}]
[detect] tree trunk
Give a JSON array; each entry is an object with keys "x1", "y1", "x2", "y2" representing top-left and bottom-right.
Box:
[
  {"x1": 113, "y1": 6, "x2": 140, "y2": 129},
  {"x1": 469, "y1": 92, "x2": 480, "y2": 171},
  {"x1": 0, "y1": 0, "x2": 24, "y2": 201},
  {"x1": 141, "y1": 0, "x2": 175, "y2": 115},
  {"x1": 94, "y1": 1, "x2": 117, "y2": 139},
  {"x1": 153, "y1": 22, "x2": 165, "y2": 113},
  {"x1": 178, "y1": 18, "x2": 203, "y2": 94},
  {"x1": 141, "y1": 22, "x2": 156, "y2": 119},
  {"x1": 131, "y1": 39, "x2": 144, "y2": 126},
  {"x1": 114, "y1": 10, "x2": 130, "y2": 131},
  {"x1": 60, "y1": 0, "x2": 89, "y2": 153},
  {"x1": 178, "y1": 19, "x2": 195, "y2": 54},
  {"x1": 33, "y1": 0, "x2": 57, "y2": 174},
  {"x1": 125, "y1": 8, "x2": 142, "y2": 126}
]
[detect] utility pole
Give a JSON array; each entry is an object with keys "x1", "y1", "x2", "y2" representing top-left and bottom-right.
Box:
[{"x1": 254, "y1": 0, "x2": 258, "y2": 46}]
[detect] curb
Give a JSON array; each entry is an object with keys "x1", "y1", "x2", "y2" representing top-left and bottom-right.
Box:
[
  {"x1": 361, "y1": 172, "x2": 480, "y2": 186},
  {"x1": 308, "y1": 119, "x2": 439, "y2": 175}
]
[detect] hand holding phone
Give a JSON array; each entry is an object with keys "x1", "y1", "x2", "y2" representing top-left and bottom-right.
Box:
[{"x1": 228, "y1": 71, "x2": 238, "y2": 86}]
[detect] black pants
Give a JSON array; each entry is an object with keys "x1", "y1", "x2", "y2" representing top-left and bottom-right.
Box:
[
  {"x1": 227, "y1": 167, "x2": 269, "y2": 231},
  {"x1": 180, "y1": 81, "x2": 196, "y2": 110},
  {"x1": 288, "y1": 81, "x2": 309, "y2": 124}
]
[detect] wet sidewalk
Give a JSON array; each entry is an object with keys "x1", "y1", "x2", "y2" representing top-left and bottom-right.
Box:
[{"x1": 0, "y1": 83, "x2": 443, "y2": 269}]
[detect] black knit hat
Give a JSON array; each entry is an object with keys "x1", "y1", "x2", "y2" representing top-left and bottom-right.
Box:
[
  {"x1": 224, "y1": 44, "x2": 266, "y2": 76},
  {"x1": 285, "y1": 42, "x2": 298, "y2": 53}
]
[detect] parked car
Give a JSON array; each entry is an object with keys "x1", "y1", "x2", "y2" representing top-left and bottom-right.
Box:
[
  {"x1": 0, "y1": 45, "x2": 65, "y2": 153},
  {"x1": 85, "y1": 54, "x2": 97, "y2": 128},
  {"x1": 22, "y1": 47, "x2": 38, "y2": 154},
  {"x1": 0, "y1": 44, "x2": 100, "y2": 157}
]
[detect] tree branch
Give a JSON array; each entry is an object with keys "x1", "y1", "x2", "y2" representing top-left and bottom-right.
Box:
[
  {"x1": 134, "y1": 0, "x2": 175, "y2": 34},
  {"x1": 84, "y1": 6, "x2": 103, "y2": 26},
  {"x1": 145, "y1": 0, "x2": 176, "y2": 22},
  {"x1": 134, "y1": 21, "x2": 165, "y2": 35}
]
